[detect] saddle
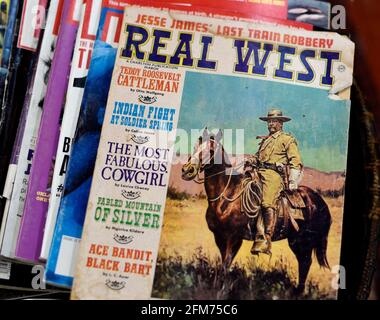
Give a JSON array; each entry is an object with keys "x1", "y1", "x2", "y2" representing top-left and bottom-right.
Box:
[
  {"x1": 277, "y1": 191, "x2": 306, "y2": 233},
  {"x1": 240, "y1": 178, "x2": 305, "y2": 234}
]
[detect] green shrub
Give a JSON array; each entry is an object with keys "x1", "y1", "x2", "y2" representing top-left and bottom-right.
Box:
[{"x1": 152, "y1": 248, "x2": 332, "y2": 300}]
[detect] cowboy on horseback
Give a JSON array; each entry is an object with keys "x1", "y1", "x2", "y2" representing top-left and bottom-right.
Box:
[
  {"x1": 181, "y1": 125, "x2": 331, "y2": 291},
  {"x1": 246, "y1": 109, "x2": 303, "y2": 255}
]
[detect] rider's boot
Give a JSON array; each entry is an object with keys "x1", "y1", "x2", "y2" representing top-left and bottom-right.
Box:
[{"x1": 251, "y1": 207, "x2": 275, "y2": 255}]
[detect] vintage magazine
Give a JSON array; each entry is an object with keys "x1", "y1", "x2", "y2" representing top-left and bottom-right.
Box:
[
  {"x1": 46, "y1": 0, "x2": 297, "y2": 289},
  {"x1": 71, "y1": 5, "x2": 354, "y2": 299},
  {"x1": 40, "y1": 0, "x2": 102, "y2": 261},
  {"x1": 16, "y1": 0, "x2": 83, "y2": 263},
  {"x1": 0, "y1": 0, "x2": 64, "y2": 259},
  {"x1": 46, "y1": 0, "x2": 138, "y2": 288}
]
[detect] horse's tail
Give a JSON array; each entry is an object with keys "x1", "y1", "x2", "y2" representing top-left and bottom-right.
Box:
[
  {"x1": 313, "y1": 194, "x2": 332, "y2": 269},
  {"x1": 300, "y1": 186, "x2": 332, "y2": 269}
]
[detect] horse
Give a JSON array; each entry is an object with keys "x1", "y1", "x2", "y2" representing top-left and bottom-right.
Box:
[{"x1": 181, "y1": 128, "x2": 332, "y2": 293}]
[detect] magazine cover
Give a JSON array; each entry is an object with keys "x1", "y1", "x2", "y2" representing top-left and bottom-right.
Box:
[
  {"x1": 288, "y1": 0, "x2": 330, "y2": 30},
  {"x1": 71, "y1": 5, "x2": 354, "y2": 300},
  {"x1": 40, "y1": 0, "x2": 102, "y2": 261},
  {"x1": 0, "y1": 0, "x2": 64, "y2": 259},
  {"x1": 46, "y1": 0, "x2": 293, "y2": 289},
  {"x1": 16, "y1": 0, "x2": 83, "y2": 263}
]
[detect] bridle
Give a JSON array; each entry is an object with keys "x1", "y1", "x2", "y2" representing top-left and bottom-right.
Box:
[{"x1": 185, "y1": 140, "x2": 256, "y2": 203}]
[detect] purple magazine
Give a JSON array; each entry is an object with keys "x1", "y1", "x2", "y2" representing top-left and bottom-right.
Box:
[{"x1": 15, "y1": 0, "x2": 83, "y2": 262}]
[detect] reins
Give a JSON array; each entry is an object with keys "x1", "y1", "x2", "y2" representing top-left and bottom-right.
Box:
[
  {"x1": 187, "y1": 141, "x2": 261, "y2": 206},
  {"x1": 193, "y1": 161, "x2": 260, "y2": 203}
]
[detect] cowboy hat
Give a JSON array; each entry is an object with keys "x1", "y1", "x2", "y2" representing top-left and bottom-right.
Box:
[{"x1": 259, "y1": 109, "x2": 291, "y2": 122}]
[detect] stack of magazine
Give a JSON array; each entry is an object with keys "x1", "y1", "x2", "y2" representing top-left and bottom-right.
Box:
[{"x1": 0, "y1": 0, "x2": 356, "y2": 300}]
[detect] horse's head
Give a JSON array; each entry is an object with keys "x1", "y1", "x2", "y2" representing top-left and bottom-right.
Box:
[{"x1": 182, "y1": 128, "x2": 225, "y2": 181}]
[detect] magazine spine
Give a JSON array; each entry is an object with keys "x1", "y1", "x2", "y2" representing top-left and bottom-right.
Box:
[
  {"x1": 15, "y1": 0, "x2": 83, "y2": 263},
  {"x1": 0, "y1": 0, "x2": 40, "y2": 225},
  {"x1": 40, "y1": 0, "x2": 102, "y2": 261},
  {"x1": 0, "y1": 62, "x2": 33, "y2": 251},
  {"x1": 17, "y1": 0, "x2": 49, "y2": 51},
  {"x1": 45, "y1": 0, "x2": 128, "y2": 287},
  {"x1": 0, "y1": 0, "x2": 63, "y2": 258}
]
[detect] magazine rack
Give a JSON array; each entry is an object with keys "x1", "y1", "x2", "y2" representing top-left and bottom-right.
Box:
[{"x1": 0, "y1": 0, "x2": 379, "y2": 301}]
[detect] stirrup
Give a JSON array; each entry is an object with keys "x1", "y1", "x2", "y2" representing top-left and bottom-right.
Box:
[
  {"x1": 251, "y1": 234, "x2": 273, "y2": 255},
  {"x1": 251, "y1": 238, "x2": 270, "y2": 255}
]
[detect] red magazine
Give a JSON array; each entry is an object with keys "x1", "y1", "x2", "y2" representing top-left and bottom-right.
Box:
[
  {"x1": 167, "y1": 0, "x2": 289, "y2": 20},
  {"x1": 17, "y1": 0, "x2": 49, "y2": 51},
  {"x1": 132, "y1": 0, "x2": 311, "y2": 29}
]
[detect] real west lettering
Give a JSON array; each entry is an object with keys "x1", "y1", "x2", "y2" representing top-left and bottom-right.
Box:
[{"x1": 120, "y1": 24, "x2": 341, "y2": 86}]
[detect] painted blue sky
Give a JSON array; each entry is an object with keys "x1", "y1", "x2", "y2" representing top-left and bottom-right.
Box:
[{"x1": 177, "y1": 72, "x2": 351, "y2": 173}]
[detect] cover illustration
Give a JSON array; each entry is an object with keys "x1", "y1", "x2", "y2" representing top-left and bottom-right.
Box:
[
  {"x1": 46, "y1": 0, "x2": 299, "y2": 289},
  {"x1": 71, "y1": 6, "x2": 354, "y2": 300}
]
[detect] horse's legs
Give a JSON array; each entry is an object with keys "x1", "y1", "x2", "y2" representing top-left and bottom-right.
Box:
[
  {"x1": 214, "y1": 233, "x2": 243, "y2": 273},
  {"x1": 289, "y1": 238, "x2": 312, "y2": 294},
  {"x1": 224, "y1": 237, "x2": 243, "y2": 270},
  {"x1": 296, "y1": 249, "x2": 312, "y2": 294},
  {"x1": 214, "y1": 233, "x2": 228, "y2": 263}
]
